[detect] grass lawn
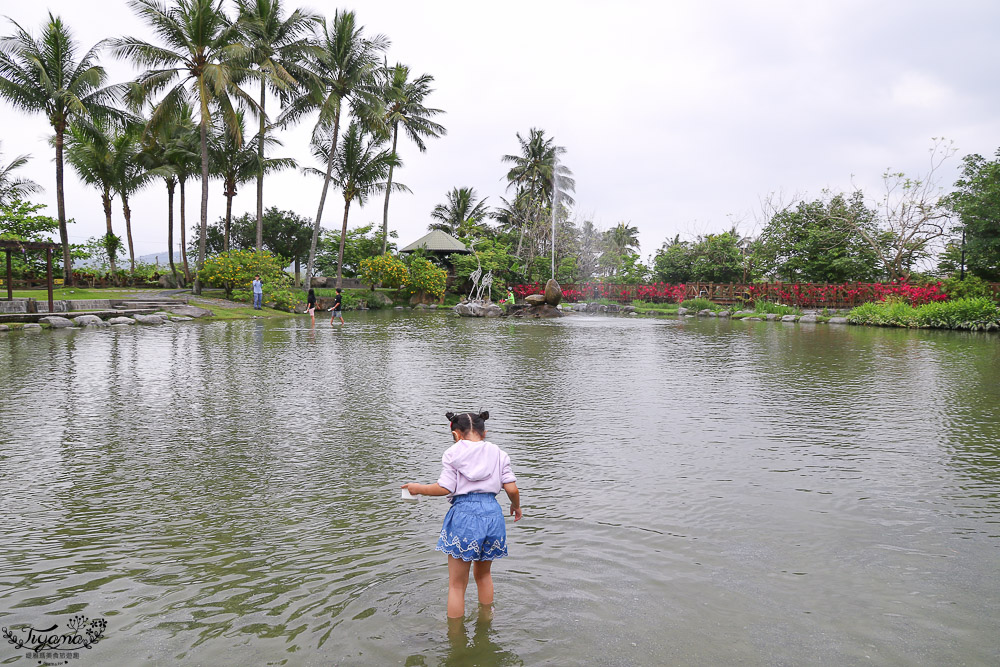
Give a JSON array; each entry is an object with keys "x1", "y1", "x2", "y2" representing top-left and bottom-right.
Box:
[{"x1": 631, "y1": 300, "x2": 681, "y2": 315}]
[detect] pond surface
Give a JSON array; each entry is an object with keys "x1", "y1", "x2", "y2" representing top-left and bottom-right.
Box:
[{"x1": 1, "y1": 313, "x2": 998, "y2": 665}]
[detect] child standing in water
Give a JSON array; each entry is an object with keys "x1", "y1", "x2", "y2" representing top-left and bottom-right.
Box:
[{"x1": 402, "y1": 411, "x2": 522, "y2": 618}]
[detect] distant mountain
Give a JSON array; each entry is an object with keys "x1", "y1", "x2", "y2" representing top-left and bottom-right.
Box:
[{"x1": 138, "y1": 251, "x2": 186, "y2": 265}]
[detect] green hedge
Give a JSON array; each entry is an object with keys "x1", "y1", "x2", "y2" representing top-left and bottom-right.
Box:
[{"x1": 847, "y1": 297, "x2": 1000, "y2": 330}]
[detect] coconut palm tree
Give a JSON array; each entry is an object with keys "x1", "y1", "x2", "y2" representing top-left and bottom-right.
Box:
[
  {"x1": 111, "y1": 123, "x2": 152, "y2": 272},
  {"x1": 113, "y1": 0, "x2": 255, "y2": 294},
  {"x1": 605, "y1": 221, "x2": 641, "y2": 255},
  {"x1": 502, "y1": 128, "x2": 575, "y2": 257},
  {"x1": 378, "y1": 63, "x2": 445, "y2": 253},
  {"x1": 0, "y1": 144, "x2": 42, "y2": 206},
  {"x1": 64, "y1": 121, "x2": 120, "y2": 275},
  {"x1": 236, "y1": 0, "x2": 319, "y2": 251},
  {"x1": 503, "y1": 128, "x2": 575, "y2": 205},
  {"x1": 208, "y1": 110, "x2": 295, "y2": 251},
  {"x1": 279, "y1": 10, "x2": 388, "y2": 290},
  {"x1": 167, "y1": 106, "x2": 201, "y2": 283},
  {"x1": 307, "y1": 122, "x2": 406, "y2": 287},
  {"x1": 0, "y1": 13, "x2": 122, "y2": 282},
  {"x1": 137, "y1": 119, "x2": 180, "y2": 284},
  {"x1": 429, "y1": 187, "x2": 490, "y2": 239}
]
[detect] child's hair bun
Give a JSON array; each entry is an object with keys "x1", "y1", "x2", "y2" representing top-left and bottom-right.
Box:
[
  {"x1": 445, "y1": 411, "x2": 456, "y2": 422},
  {"x1": 479, "y1": 411, "x2": 489, "y2": 421}
]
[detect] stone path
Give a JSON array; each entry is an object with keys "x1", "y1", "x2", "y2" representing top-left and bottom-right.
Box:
[{"x1": 120, "y1": 288, "x2": 244, "y2": 309}]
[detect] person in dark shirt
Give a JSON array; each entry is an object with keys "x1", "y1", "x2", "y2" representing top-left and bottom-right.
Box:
[
  {"x1": 329, "y1": 287, "x2": 344, "y2": 325},
  {"x1": 306, "y1": 288, "x2": 317, "y2": 325}
]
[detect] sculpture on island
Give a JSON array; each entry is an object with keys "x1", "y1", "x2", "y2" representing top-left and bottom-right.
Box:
[
  {"x1": 512, "y1": 278, "x2": 563, "y2": 318},
  {"x1": 454, "y1": 239, "x2": 503, "y2": 318}
]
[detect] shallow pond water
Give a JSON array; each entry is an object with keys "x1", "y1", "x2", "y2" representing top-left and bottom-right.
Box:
[{"x1": 1, "y1": 312, "x2": 998, "y2": 665}]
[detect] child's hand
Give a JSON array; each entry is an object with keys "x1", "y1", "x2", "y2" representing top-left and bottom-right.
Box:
[
  {"x1": 400, "y1": 483, "x2": 420, "y2": 496},
  {"x1": 510, "y1": 506, "x2": 522, "y2": 522}
]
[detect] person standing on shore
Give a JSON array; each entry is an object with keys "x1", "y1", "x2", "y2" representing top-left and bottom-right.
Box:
[
  {"x1": 503, "y1": 286, "x2": 515, "y2": 311},
  {"x1": 252, "y1": 275, "x2": 263, "y2": 310},
  {"x1": 329, "y1": 288, "x2": 344, "y2": 325}
]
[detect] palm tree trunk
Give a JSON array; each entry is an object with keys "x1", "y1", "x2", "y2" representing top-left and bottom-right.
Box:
[
  {"x1": 54, "y1": 124, "x2": 72, "y2": 284},
  {"x1": 179, "y1": 177, "x2": 190, "y2": 285},
  {"x1": 380, "y1": 123, "x2": 399, "y2": 255},
  {"x1": 256, "y1": 78, "x2": 265, "y2": 252},
  {"x1": 167, "y1": 179, "x2": 178, "y2": 286},
  {"x1": 195, "y1": 112, "x2": 210, "y2": 295},
  {"x1": 103, "y1": 192, "x2": 117, "y2": 276},
  {"x1": 224, "y1": 190, "x2": 233, "y2": 252},
  {"x1": 294, "y1": 257, "x2": 300, "y2": 287},
  {"x1": 123, "y1": 196, "x2": 135, "y2": 273},
  {"x1": 337, "y1": 196, "x2": 351, "y2": 288},
  {"x1": 305, "y1": 110, "x2": 341, "y2": 291}
]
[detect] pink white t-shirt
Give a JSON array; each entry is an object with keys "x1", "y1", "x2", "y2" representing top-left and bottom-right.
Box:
[{"x1": 437, "y1": 439, "x2": 516, "y2": 497}]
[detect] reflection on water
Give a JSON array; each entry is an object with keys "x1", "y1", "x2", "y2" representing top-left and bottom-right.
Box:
[
  {"x1": 0, "y1": 313, "x2": 998, "y2": 665},
  {"x1": 438, "y1": 608, "x2": 521, "y2": 667}
]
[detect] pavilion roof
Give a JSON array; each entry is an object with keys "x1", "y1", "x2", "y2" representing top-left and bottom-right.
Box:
[{"x1": 399, "y1": 230, "x2": 471, "y2": 253}]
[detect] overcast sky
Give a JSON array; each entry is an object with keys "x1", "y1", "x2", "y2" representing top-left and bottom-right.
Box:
[{"x1": 3, "y1": 0, "x2": 999, "y2": 260}]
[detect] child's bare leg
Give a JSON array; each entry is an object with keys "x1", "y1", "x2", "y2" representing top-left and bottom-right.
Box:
[
  {"x1": 472, "y1": 560, "x2": 494, "y2": 607},
  {"x1": 447, "y1": 556, "x2": 471, "y2": 618}
]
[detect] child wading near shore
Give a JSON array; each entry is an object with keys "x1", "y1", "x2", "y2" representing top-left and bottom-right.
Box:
[
  {"x1": 328, "y1": 288, "x2": 344, "y2": 325},
  {"x1": 402, "y1": 411, "x2": 522, "y2": 618}
]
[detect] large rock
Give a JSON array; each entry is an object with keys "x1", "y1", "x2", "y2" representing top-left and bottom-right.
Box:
[
  {"x1": 311, "y1": 276, "x2": 329, "y2": 287},
  {"x1": 73, "y1": 314, "x2": 108, "y2": 327},
  {"x1": 717, "y1": 310, "x2": 731, "y2": 318},
  {"x1": 514, "y1": 303, "x2": 563, "y2": 319},
  {"x1": 798, "y1": 313, "x2": 818, "y2": 323},
  {"x1": 766, "y1": 313, "x2": 779, "y2": 321},
  {"x1": 39, "y1": 315, "x2": 75, "y2": 328},
  {"x1": 161, "y1": 304, "x2": 214, "y2": 318},
  {"x1": 543, "y1": 279, "x2": 562, "y2": 306},
  {"x1": 525, "y1": 294, "x2": 546, "y2": 306},
  {"x1": 23, "y1": 323, "x2": 41, "y2": 330},
  {"x1": 0, "y1": 325, "x2": 9, "y2": 332},
  {"x1": 134, "y1": 314, "x2": 166, "y2": 325},
  {"x1": 698, "y1": 309, "x2": 713, "y2": 317},
  {"x1": 677, "y1": 307, "x2": 689, "y2": 315},
  {"x1": 108, "y1": 317, "x2": 135, "y2": 325},
  {"x1": 780, "y1": 314, "x2": 798, "y2": 322},
  {"x1": 409, "y1": 291, "x2": 441, "y2": 306},
  {"x1": 828, "y1": 317, "x2": 849, "y2": 324},
  {"x1": 169, "y1": 315, "x2": 193, "y2": 321}
]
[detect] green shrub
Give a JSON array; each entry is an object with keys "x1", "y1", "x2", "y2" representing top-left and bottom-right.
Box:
[
  {"x1": 681, "y1": 297, "x2": 715, "y2": 311},
  {"x1": 942, "y1": 275, "x2": 996, "y2": 301},
  {"x1": 914, "y1": 297, "x2": 1000, "y2": 330},
  {"x1": 359, "y1": 254, "x2": 407, "y2": 290},
  {"x1": 200, "y1": 249, "x2": 297, "y2": 310},
  {"x1": 847, "y1": 297, "x2": 917, "y2": 326},
  {"x1": 847, "y1": 296, "x2": 1000, "y2": 329},
  {"x1": 752, "y1": 300, "x2": 801, "y2": 316},
  {"x1": 404, "y1": 257, "x2": 447, "y2": 297}
]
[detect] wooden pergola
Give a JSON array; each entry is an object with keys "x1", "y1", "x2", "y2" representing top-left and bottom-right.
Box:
[{"x1": 2, "y1": 239, "x2": 61, "y2": 314}]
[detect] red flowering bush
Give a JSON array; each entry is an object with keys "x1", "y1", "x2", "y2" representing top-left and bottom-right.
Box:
[{"x1": 513, "y1": 280, "x2": 947, "y2": 307}]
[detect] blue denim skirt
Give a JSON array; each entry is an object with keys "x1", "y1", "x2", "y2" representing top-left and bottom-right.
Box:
[{"x1": 436, "y1": 492, "x2": 508, "y2": 562}]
